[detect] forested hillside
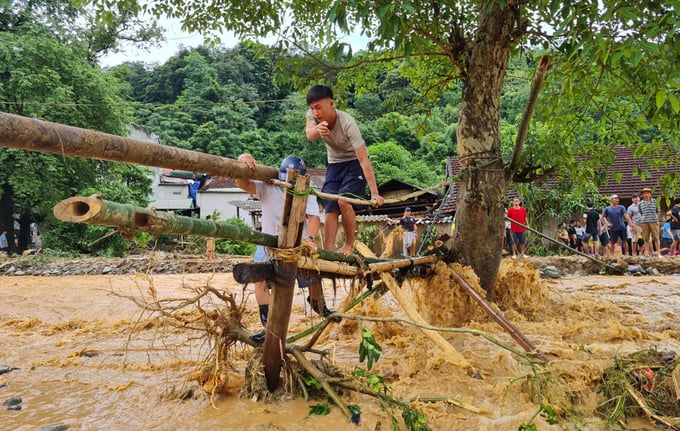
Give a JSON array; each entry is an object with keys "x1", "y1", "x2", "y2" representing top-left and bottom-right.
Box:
[
  {"x1": 110, "y1": 43, "x2": 531, "y2": 188},
  {"x1": 2, "y1": 1, "x2": 677, "y2": 264}
]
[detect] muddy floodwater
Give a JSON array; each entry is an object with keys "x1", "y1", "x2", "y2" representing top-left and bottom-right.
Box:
[{"x1": 1, "y1": 256, "x2": 679, "y2": 431}]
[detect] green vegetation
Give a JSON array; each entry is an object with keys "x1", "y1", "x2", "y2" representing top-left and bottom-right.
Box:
[{"x1": 1, "y1": 1, "x2": 678, "y2": 269}]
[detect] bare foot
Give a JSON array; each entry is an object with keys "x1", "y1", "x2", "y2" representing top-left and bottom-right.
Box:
[{"x1": 338, "y1": 243, "x2": 354, "y2": 256}]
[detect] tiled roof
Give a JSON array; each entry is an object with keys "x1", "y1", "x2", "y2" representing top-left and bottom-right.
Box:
[
  {"x1": 201, "y1": 176, "x2": 238, "y2": 190},
  {"x1": 589, "y1": 146, "x2": 676, "y2": 198},
  {"x1": 437, "y1": 158, "x2": 461, "y2": 215},
  {"x1": 439, "y1": 145, "x2": 678, "y2": 215}
]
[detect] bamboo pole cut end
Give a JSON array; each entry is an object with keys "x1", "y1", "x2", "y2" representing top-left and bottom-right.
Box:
[{"x1": 53, "y1": 196, "x2": 103, "y2": 223}]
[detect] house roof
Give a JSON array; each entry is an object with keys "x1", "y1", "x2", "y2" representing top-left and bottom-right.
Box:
[
  {"x1": 201, "y1": 176, "x2": 238, "y2": 190},
  {"x1": 356, "y1": 180, "x2": 441, "y2": 217},
  {"x1": 439, "y1": 145, "x2": 678, "y2": 215},
  {"x1": 199, "y1": 168, "x2": 327, "y2": 192},
  {"x1": 590, "y1": 146, "x2": 676, "y2": 198}
]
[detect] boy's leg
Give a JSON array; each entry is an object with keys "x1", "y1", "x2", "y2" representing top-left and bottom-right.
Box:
[
  {"x1": 338, "y1": 200, "x2": 357, "y2": 256},
  {"x1": 324, "y1": 211, "x2": 340, "y2": 251},
  {"x1": 334, "y1": 160, "x2": 367, "y2": 256}
]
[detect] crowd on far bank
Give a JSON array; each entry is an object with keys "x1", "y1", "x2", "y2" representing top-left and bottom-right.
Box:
[{"x1": 505, "y1": 188, "x2": 680, "y2": 259}]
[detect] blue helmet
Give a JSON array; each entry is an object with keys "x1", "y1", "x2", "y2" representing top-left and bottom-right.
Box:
[{"x1": 279, "y1": 156, "x2": 307, "y2": 180}]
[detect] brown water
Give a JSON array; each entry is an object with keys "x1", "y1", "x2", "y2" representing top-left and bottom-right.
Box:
[{"x1": 1, "y1": 260, "x2": 679, "y2": 431}]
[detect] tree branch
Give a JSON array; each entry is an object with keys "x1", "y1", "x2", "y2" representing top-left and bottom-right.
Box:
[{"x1": 508, "y1": 55, "x2": 551, "y2": 178}]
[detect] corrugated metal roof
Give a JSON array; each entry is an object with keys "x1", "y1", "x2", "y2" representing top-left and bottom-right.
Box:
[
  {"x1": 149, "y1": 199, "x2": 194, "y2": 210},
  {"x1": 229, "y1": 200, "x2": 262, "y2": 211}
]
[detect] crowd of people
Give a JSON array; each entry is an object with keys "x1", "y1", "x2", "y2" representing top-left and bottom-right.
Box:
[
  {"x1": 506, "y1": 189, "x2": 680, "y2": 259},
  {"x1": 557, "y1": 190, "x2": 680, "y2": 258}
]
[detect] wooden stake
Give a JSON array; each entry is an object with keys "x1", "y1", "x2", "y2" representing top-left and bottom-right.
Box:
[
  {"x1": 448, "y1": 269, "x2": 548, "y2": 362},
  {"x1": 262, "y1": 171, "x2": 309, "y2": 392}
]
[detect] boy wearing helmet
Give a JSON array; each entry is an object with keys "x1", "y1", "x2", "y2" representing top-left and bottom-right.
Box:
[
  {"x1": 237, "y1": 153, "x2": 335, "y2": 343},
  {"x1": 305, "y1": 85, "x2": 384, "y2": 256}
]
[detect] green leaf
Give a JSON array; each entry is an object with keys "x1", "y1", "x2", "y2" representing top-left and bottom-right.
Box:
[
  {"x1": 358, "y1": 326, "x2": 382, "y2": 370},
  {"x1": 348, "y1": 404, "x2": 361, "y2": 415},
  {"x1": 308, "y1": 403, "x2": 330, "y2": 416},
  {"x1": 640, "y1": 40, "x2": 659, "y2": 53},
  {"x1": 656, "y1": 89, "x2": 666, "y2": 109},
  {"x1": 668, "y1": 93, "x2": 680, "y2": 113},
  {"x1": 302, "y1": 374, "x2": 323, "y2": 389},
  {"x1": 549, "y1": 0, "x2": 560, "y2": 14}
]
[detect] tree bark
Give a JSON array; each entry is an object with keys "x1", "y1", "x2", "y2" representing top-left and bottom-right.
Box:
[
  {"x1": 452, "y1": 2, "x2": 518, "y2": 298},
  {"x1": 0, "y1": 183, "x2": 14, "y2": 253}
]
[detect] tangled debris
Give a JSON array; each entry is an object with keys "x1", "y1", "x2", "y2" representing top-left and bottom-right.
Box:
[{"x1": 599, "y1": 348, "x2": 680, "y2": 429}]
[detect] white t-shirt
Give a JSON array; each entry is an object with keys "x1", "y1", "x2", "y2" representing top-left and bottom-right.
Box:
[{"x1": 254, "y1": 181, "x2": 319, "y2": 237}]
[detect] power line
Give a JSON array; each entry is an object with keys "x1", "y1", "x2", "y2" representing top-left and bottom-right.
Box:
[{"x1": 0, "y1": 96, "x2": 303, "y2": 109}]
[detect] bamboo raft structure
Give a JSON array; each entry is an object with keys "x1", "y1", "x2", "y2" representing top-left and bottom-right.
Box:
[{"x1": 3, "y1": 112, "x2": 547, "y2": 391}]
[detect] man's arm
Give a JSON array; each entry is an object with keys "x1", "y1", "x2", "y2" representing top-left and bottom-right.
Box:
[
  {"x1": 354, "y1": 145, "x2": 384, "y2": 206},
  {"x1": 624, "y1": 208, "x2": 633, "y2": 225},
  {"x1": 235, "y1": 153, "x2": 257, "y2": 194},
  {"x1": 306, "y1": 118, "x2": 329, "y2": 140}
]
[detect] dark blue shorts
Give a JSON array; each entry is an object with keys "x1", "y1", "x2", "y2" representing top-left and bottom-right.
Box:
[
  {"x1": 511, "y1": 232, "x2": 526, "y2": 245},
  {"x1": 599, "y1": 232, "x2": 609, "y2": 246},
  {"x1": 322, "y1": 159, "x2": 367, "y2": 213},
  {"x1": 609, "y1": 229, "x2": 626, "y2": 245}
]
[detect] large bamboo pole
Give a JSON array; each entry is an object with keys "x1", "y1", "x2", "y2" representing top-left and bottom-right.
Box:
[
  {"x1": 53, "y1": 195, "x2": 395, "y2": 267},
  {"x1": 234, "y1": 254, "x2": 439, "y2": 283},
  {"x1": 0, "y1": 112, "x2": 278, "y2": 181},
  {"x1": 297, "y1": 254, "x2": 437, "y2": 277},
  {"x1": 53, "y1": 195, "x2": 277, "y2": 247}
]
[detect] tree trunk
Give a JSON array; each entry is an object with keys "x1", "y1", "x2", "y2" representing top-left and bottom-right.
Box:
[
  {"x1": 0, "y1": 183, "x2": 14, "y2": 253},
  {"x1": 18, "y1": 213, "x2": 31, "y2": 253},
  {"x1": 452, "y1": 2, "x2": 517, "y2": 298}
]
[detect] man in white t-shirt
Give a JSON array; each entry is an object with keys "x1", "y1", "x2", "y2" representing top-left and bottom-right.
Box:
[{"x1": 237, "y1": 153, "x2": 335, "y2": 343}]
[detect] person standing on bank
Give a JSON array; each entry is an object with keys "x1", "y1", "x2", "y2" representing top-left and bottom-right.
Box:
[
  {"x1": 603, "y1": 194, "x2": 628, "y2": 256},
  {"x1": 506, "y1": 197, "x2": 528, "y2": 259},
  {"x1": 667, "y1": 197, "x2": 680, "y2": 256},
  {"x1": 638, "y1": 187, "x2": 661, "y2": 257},
  {"x1": 0, "y1": 230, "x2": 8, "y2": 254},
  {"x1": 305, "y1": 84, "x2": 384, "y2": 256},
  {"x1": 582, "y1": 202, "x2": 601, "y2": 256},
  {"x1": 625, "y1": 194, "x2": 643, "y2": 255},
  {"x1": 391, "y1": 207, "x2": 417, "y2": 257}
]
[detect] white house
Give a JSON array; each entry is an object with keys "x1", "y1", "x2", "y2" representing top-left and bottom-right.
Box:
[{"x1": 196, "y1": 176, "x2": 257, "y2": 226}]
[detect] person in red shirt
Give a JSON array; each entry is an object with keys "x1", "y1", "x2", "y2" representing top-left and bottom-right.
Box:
[{"x1": 507, "y1": 197, "x2": 528, "y2": 259}]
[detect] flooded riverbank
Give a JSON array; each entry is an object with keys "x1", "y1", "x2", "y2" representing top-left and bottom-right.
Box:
[{"x1": 1, "y1": 256, "x2": 679, "y2": 430}]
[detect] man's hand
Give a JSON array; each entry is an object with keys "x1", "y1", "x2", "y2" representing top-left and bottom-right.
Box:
[
  {"x1": 316, "y1": 121, "x2": 330, "y2": 138},
  {"x1": 238, "y1": 153, "x2": 257, "y2": 169},
  {"x1": 371, "y1": 193, "x2": 385, "y2": 207}
]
